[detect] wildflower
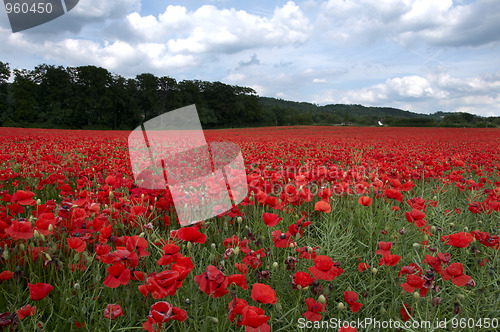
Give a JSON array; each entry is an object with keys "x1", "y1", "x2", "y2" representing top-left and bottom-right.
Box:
[
  {"x1": 303, "y1": 298, "x2": 325, "y2": 321},
  {"x1": 251, "y1": 283, "x2": 277, "y2": 304},
  {"x1": 104, "y1": 304, "x2": 124, "y2": 320}
]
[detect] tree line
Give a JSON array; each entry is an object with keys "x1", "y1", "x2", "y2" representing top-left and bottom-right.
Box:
[
  {"x1": 1, "y1": 61, "x2": 498, "y2": 129},
  {"x1": 0, "y1": 61, "x2": 263, "y2": 130}
]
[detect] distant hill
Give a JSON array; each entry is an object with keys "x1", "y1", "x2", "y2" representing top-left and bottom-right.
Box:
[{"x1": 258, "y1": 97, "x2": 499, "y2": 127}]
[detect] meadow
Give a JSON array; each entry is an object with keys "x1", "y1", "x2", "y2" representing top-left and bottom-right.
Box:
[{"x1": 0, "y1": 126, "x2": 499, "y2": 331}]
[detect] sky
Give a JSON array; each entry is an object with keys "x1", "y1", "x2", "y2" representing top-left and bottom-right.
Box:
[{"x1": 1, "y1": 0, "x2": 499, "y2": 116}]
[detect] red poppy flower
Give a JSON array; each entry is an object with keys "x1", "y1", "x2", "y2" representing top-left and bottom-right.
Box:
[
  {"x1": 224, "y1": 235, "x2": 241, "y2": 248},
  {"x1": 378, "y1": 253, "x2": 401, "y2": 267},
  {"x1": 470, "y1": 230, "x2": 500, "y2": 249},
  {"x1": 405, "y1": 209, "x2": 427, "y2": 227},
  {"x1": 148, "y1": 301, "x2": 187, "y2": 323},
  {"x1": 293, "y1": 271, "x2": 313, "y2": 288},
  {"x1": 288, "y1": 216, "x2": 311, "y2": 238},
  {"x1": 74, "y1": 321, "x2": 85, "y2": 328},
  {"x1": 67, "y1": 237, "x2": 86, "y2": 253},
  {"x1": 295, "y1": 246, "x2": 319, "y2": 260},
  {"x1": 194, "y1": 265, "x2": 229, "y2": 298},
  {"x1": 262, "y1": 213, "x2": 282, "y2": 227},
  {"x1": 235, "y1": 263, "x2": 249, "y2": 275},
  {"x1": 104, "y1": 304, "x2": 124, "y2": 320},
  {"x1": 228, "y1": 274, "x2": 248, "y2": 290},
  {"x1": 240, "y1": 305, "x2": 270, "y2": 331},
  {"x1": 302, "y1": 298, "x2": 325, "y2": 321},
  {"x1": 126, "y1": 235, "x2": 149, "y2": 257},
  {"x1": 157, "y1": 243, "x2": 181, "y2": 266},
  {"x1": 271, "y1": 230, "x2": 295, "y2": 248},
  {"x1": 242, "y1": 248, "x2": 267, "y2": 270},
  {"x1": 34, "y1": 213, "x2": 55, "y2": 236},
  {"x1": 424, "y1": 255, "x2": 443, "y2": 274},
  {"x1": 228, "y1": 297, "x2": 249, "y2": 323},
  {"x1": 174, "y1": 226, "x2": 206, "y2": 243},
  {"x1": 251, "y1": 283, "x2": 277, "y2": 304},
  {"x1": 357, "y1": 263, "x2": 370, "y2": 272},
  {"x1": 375, "y1": 241, "x2": 393, "y2": 256},
  {"x1": 401, "y1": 274, "x2": 425, "y2": 293},
  {"x1": 28, "y1": 282, "x2": 54, "y2": 301},
  {"x1": 441, "y1": 232, "x2": 474, "y2": 248},
  {"x1": 17, "y1": 304, "x2": 36, "y2": 320},
  {"x1": 441, "y1": 263, "x2": 472, "y2": 287},
  {"x1": 5, "y1": 220, "x2": 34, "y2": 240},
  {"x1": 344, "y1": 291, "x2": 362, "y2": 313},
  {"x1": 103, "y1": 263, "x2": 131, "y2": 288},
  {"x1": 308, "y1": 255, "x2": 344, "y2": 281},
  {"x1": 11, "y1": 190, "x2": 36, "y2": 206},
  {"x1": 314, "y1": 201, "x2": 331, "y2": 213},
  {"x1": 0, "y1": 270, "x2": 13, "y2": 281},
  {"x1": 400, "y1": 303, "x2": 413, "y2": 321},
  {"x1": 358, "y1": 196, "x2": 373, "y2": 206},
  {"x1": 384, "y1": 188, "x2": 404, "y2": 202}
]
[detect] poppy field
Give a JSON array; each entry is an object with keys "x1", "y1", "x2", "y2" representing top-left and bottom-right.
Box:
[{"x1": 0, "y1": 126, "x2": 499, "y2": 331}]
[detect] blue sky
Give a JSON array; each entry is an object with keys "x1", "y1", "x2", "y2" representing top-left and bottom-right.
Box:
[{"x1": 1, "y1": 0, "x2": 499, "y2": 116}]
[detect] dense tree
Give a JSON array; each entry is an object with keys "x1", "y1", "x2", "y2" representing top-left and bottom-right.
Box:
[
  {"x1": 136, "y1": 73, "x2": 160, "y2": 122},
  {"x1": 70, "y1": 65, "x2": 113, "y2": 127},
  {"x1": 12, "y1": 68, "x2": 39, "y2": 124},
  {"x1": 0, "y1": 61, "x2": 10, "y2": 125}
]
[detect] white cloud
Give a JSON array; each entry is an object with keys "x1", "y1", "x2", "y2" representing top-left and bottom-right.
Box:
[
  {"x1": 314, "y1": 71, "x2": 500, "y2": 116},
  {"x1": 318, "y1": 0, "x2": 500, "y2": 47},
  {"x1": 126, "y1": 2, "x2": 312, "y2": 54}
]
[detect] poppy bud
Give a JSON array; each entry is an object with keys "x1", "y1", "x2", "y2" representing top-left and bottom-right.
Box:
[
  {"x1": 19, "y1": 243, "x2": 25, "y2": 251},
  {"x1": 237, "y1": 216, "x2": 242, "y2": 223},
  {"x1": 431, "y1": 226, "x2": 436, "y2": 233},
  {"x1": 380, "y1": 307, "x2": 386, "y2": 314},
  {"x1": 372, "y1": 268, "x2": 378, "y2": 274},
  {"x1": 187, "y1": 242, "x2": 192, "y2": 250},
  {"x1": 413, "y1": 292, "x2": 420, "y2": 300},
  {"x1": 33, "y1": 230, "x2": 40, "y2": 240},
  {"x1": 337, "y1": 302, "x2": 345, "y2": 310},
  {"x1": 2, "y1": 249, "x2": 9, "y2": 260},
  {"x1": 45, "y1": 253, "x2": 52, "y2": 261},
  {"x1": 307, "y1": 246, "x2": 313, "y2": 254},
  {"x1": 139, "y1": 232, "x2": 145, "y2": 238},
  {"x1": 413, "y1": 243, "x2": 420, "y2": 248},
  {"x1": 318, "y1": 295, "x2": 327, "y2": 304},
  {"x1": 209, "y1": 317, "x2": 219, "y2": 323},
  {"x1": 276, "y1": 303, "x2": 283, "y2": 311},
  {"x1": 272, "y1": 262, "x2": 278, "y2": 269},
  {"x1": 74, "y1": 283, "x2": 80, "y2": 290},
  {"x1": 449, "y1": 222, "x2": 455, "y2": 227},
  {"x1": 289, "y1": 242, "x2": 296, "y2": 248},
  {"x1": 457, "y1": 293, "x2": 465, "y2": 300},
  {"x1": 109, "y1": 191, "x2": 114, "y2": 200},
  {"x1": 232, "y1": 247, "x2": 240, "y2": 255},
  {"x1": 72, "y1": 204, "x2": 79, "y2": 209},
  {"x1": 211, "y1": 243, "x2": 216, "y2": 250},
  {"x1": 48, "y1": 224, "x2": 53, "y2": 233},
  {"x1": 37, "y1": 199, "x2": 41, "y2": 205}
]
